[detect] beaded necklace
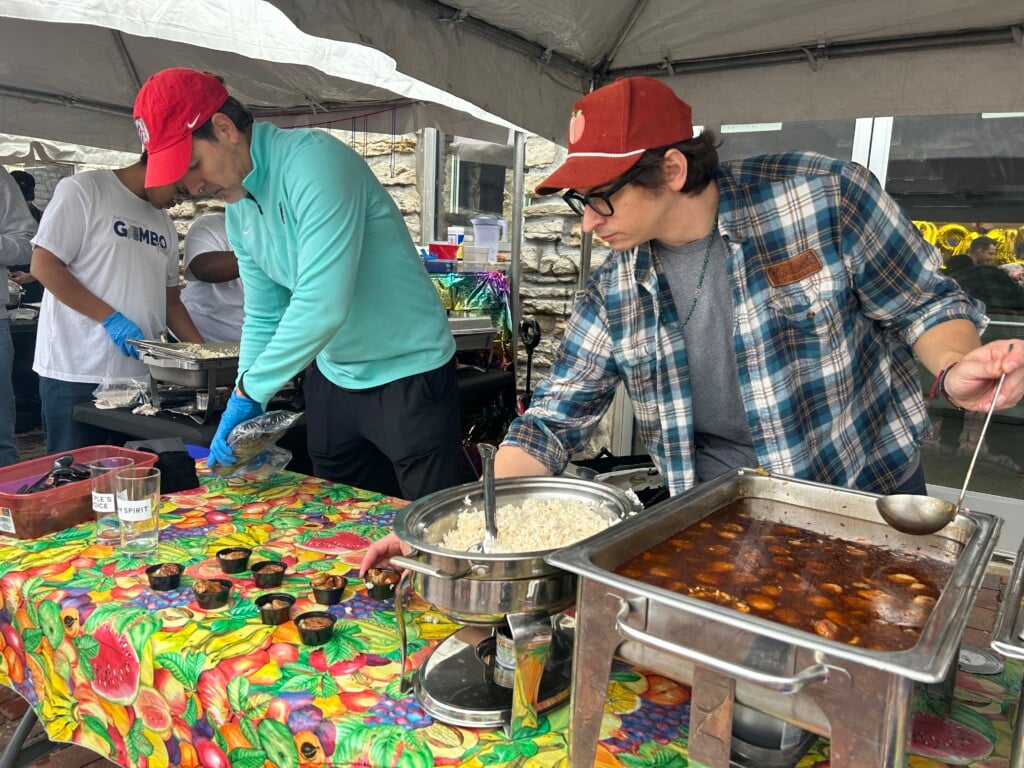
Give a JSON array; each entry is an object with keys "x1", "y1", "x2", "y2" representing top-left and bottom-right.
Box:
[{"x1": 657, "y1": 216, "x2": 718, "y2": 330}]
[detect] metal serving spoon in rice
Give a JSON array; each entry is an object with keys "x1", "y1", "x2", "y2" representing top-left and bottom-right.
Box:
[{"x1": 467, "y1": 443, "x2": 499, "y2": 554}]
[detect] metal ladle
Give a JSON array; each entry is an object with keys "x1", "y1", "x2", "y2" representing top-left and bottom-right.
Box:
[
  {"x1": 476, "y1": 442, "x2": 498, "y2": 553},
  {"x1": 876, "y1": 352, "x2": 1011, "y2": 535}
]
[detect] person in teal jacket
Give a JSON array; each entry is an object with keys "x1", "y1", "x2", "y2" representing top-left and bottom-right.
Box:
[{"x1": 132, "y1": 68, "x2": 467, "y2": 500}]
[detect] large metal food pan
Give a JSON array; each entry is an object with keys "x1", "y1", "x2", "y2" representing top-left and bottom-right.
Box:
[
  {"x1": 548, "y1": 468, "x2": 1001, "y2": 682},
  {"x1": 989, "y1": 538, "x2": 1024, "y2": 768},
  {"x1": 392, "y1": 476, "x2": 635, "y2": 624},
  {"x1": 451, "y1": 329, "x2": 497, "y2": 353},
  {"x1": 130, "y1": 339, "x2": 239, "y2": 360},
  {"x1": 139, "y1": 352, "x2": 238, "y2": 389},
  {"x1": 990, "y1": 535, "x2": 1024, "y2": 659},
  {"x1": 394, "y1": 476, "x2": 634, "y2": 579}
]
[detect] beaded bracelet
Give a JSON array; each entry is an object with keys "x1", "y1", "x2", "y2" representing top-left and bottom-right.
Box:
[{"x1": 929, "y1": 362, "x2": 965, "y2": 410}]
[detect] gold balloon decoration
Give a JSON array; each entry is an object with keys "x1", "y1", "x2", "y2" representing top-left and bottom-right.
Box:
[{"x1": 913, "y1": 220, "x2": 1023, "y2": 263}]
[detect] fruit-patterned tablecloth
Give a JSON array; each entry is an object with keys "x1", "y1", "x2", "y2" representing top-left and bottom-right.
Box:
[{"x1": 0, "y1": 469, "x2": 1019, "y2": 767}]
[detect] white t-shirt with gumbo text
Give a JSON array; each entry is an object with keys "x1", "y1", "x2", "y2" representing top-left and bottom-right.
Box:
[{"x1": 31, "y1": 169, "x2": 179, "y2": 383}]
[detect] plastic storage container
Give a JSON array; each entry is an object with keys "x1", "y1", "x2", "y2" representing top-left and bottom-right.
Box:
[{"x1": 0, "y1": 445, "x2": 158, "y2": 539}]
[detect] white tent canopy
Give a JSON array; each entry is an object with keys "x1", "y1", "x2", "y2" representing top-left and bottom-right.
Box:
[
  {"x1": 0, "y1": 0, "x2": 518, "y2": 161},
  {"x1": 270, "y1": 0, "x2": 1024, "y2": 142},
  {"x1": 4, "y1": 0, "x2": 1020, "y2": 158}
]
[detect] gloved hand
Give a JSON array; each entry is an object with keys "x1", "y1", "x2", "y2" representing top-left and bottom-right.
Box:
[
  {"x1": 102, "y1": 311, "x2": 143, "y2": 359},
  {"x1": 207, "y1": 391, "x2": 264, "y2": 468}
]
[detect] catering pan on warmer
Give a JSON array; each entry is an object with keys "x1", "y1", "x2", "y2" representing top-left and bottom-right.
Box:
[
  {"x1": 130, "y1": 340, "x2": 239, "y2": 389},
  {"x1": 547, "y1": 468, "x2": 1001, "y2": 768},
  {"x1": 391, "y1": 476, "x2": 635, "y2": 625},
  {"x1": 988, "y1": 534, "x2": 1024, "y2": 767}
]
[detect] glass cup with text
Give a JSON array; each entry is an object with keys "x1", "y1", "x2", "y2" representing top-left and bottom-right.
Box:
[{"x1": 115, "y1": 467, "x2": 161, "y2": 558}]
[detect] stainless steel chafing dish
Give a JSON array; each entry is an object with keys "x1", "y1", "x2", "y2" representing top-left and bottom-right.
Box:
[
  {"x1": 391, "y1": 476, "x2": 634, "y2": 624},
  {"x1": 989, "y1": 536, "x2": 1024, "y2": 767},
  {"x1": 129, "y1": 340, "x2": 239, "y2": 420},
  {"x1": 547, "y1": 468, "x2": 1002, "y2": 768},
  {"x1": 390, "y1": 476, "x2": 635, "y2": 738},
  {"x1": 131, "y1": 340, "x2": 239, "y2": 388}
]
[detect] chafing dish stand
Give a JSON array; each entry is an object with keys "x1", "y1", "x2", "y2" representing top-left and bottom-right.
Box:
[
  {"x1": 548, "y1": 468, "x2": 1001, "y2": 768},
  {"x1": 391, "y1": 476, "x2": 635, "y2": 740},
  {"x1": 133, "y1": 341, "x2": 239, "y2": 423},
  {"x1": 989, "y1": 538, "x2": 1024, "y2": 768}
]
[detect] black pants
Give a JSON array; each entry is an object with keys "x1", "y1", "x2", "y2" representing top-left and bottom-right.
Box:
[
  {"x1": 888, "y1": 454, "x2": 927, "y2": 495},
  {"x1": 303, "y1": 357, "x2": 470, "y2": 500}
]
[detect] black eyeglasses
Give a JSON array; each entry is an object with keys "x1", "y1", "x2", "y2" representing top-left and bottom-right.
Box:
[{"x1": 562, "y1": 164, "x2": 645, "y2": 217}]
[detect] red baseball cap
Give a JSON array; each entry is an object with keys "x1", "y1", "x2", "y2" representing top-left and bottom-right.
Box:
[
  {"x1": 535, "y1": 77, "x2": 694, "y2": 195},
  {"x1": 133, "y1": 68, "x2": 229, "y2": 188}
]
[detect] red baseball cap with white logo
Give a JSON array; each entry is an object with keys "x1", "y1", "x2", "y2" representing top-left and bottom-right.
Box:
[
  {"x1": 535, "y1": 77, "x2": 694, "y2": 195},
  {"x1": 133, "y1": 68, "x2": 228, "y2": 188}
]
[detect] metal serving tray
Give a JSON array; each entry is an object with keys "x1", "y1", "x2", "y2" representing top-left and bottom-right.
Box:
[
  {"x1": 139, "y1": 355, "x2": 238, "y2": 389},
  {"x1": 988, "y1": 536, "x2": 1024, "y2": 767},
  {"x1": 129, "y1": 339, "x2": 238, "y2": 360},
  {"x1": 547, "y1": 468, "x2": 1002, "y2": 768},
  {"x1": 136, "y1": 344, "x2": 238, "y2": 390}
]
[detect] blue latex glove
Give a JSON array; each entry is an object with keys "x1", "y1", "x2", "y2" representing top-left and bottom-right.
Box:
[
  {"x1": 207, "y1": 391, "x2": 264, "y2": 468},
  {"x1": 102, "y1": 311, "x2": 143, "y2": 358}
]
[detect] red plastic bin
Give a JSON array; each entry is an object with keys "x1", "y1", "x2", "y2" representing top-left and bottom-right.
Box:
[{"x1": 0, "y1": 446, "x2": 158, "y2": 540}]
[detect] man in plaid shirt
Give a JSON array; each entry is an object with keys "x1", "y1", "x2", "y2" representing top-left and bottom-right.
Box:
[
  {"x1": 495, "y1": 77, "x2": 1023, "y2": 497},
  {"x1": 361, "y1": 76, "x2": 1023, "y2": 572}
]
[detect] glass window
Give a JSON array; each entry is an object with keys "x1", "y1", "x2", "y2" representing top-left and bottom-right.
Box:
[
  {"x1": 885, "y1": 113, "x2": 1024, "y2": 502},
  {"x1": 711, "y1": 119, "x2": 859, "y2": 162},
  {"x1": 443, "y1": 136, "x2": 513, "y2": 232}
]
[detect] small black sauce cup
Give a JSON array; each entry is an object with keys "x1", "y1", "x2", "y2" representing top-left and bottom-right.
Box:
[
  {"x1": 255, "y1": 593, "x2": 295, "y2": 625},
  {"x1": 193, "y1": 578, "x2": 232, "y2": 610},
  {"x1": 216, "y1": 547, "x2": 252, "y2": 574},
  {"x1": 365, "y1": 569, "x2": 400, "y2": 601},
  {"x1": 251, "y1": 561, "x2": 287, "y2": 588},
  {"x1": 311, "y1": 576, "x2": 346, "y2": 606},
  {"x1": 145, "y1": 563, "x2": 183, "y2": 591},
  {"x1": 295, "y1": 611, "x2": 336, "y2": 646}
]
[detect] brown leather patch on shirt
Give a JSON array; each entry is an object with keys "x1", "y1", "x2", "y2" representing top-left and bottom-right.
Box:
[{"x1": 766, "y1": 249, "x2": 823, "y2": 286}]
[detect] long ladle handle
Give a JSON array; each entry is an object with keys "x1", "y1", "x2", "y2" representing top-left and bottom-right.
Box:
[
  {"x1": 477, "y1": 443, "x2": 498, "y2": 543},
  {"x1": 955, "y1": 343, "x2": 1013, "y2": 512}
]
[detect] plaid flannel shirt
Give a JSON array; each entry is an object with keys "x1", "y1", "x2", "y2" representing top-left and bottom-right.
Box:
[{"x1": 505, "y1": 152, "x2": 983, "y2": 495}]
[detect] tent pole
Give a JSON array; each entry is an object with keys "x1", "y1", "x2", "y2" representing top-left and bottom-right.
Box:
[
  {"x1": 419, "y1": 127, "x2": 443, "y2": 243},
  {"x1": 510, "y1": 130, "x2": 525, "y2": 367}
]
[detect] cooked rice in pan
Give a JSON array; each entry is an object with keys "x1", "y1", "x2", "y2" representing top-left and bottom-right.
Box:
[{"x1": 439, "y1": 498, "x2": 613, "y2": 553}]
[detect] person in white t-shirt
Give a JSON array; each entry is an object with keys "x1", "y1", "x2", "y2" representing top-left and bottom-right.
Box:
[
  {"x1": 180, "y1": 213, "x2": 244, "y2": 343},
  {"x1": 30, "y1": 154, "x2": 203, "y2": 452}
]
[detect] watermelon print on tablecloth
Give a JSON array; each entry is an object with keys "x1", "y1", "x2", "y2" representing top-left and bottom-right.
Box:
[{"x1": 295, "y1": 529, "x2": 374, "y2": 554}]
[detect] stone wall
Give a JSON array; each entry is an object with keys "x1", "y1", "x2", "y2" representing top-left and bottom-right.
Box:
[
  {"x1": 162, "y1": 133, "x2": 424, "y2": 258},
  {"x1": 516, "y1": 137, "x2": 617, "y2": 457}
]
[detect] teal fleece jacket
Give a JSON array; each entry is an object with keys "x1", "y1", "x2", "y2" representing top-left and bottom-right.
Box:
[{"x1": 225, "y1": 123, "x2": 454, "y2": 406}]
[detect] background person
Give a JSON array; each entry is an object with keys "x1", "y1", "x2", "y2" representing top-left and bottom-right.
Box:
[
  {"x1": 968, "y1": 235, "x2": 998, "y2": 265},
  {"x1": 133, "y1": 68, "x2": 467, "y2": 500},
  {"x1": 0, "y1": 167, "x2": 37, "y2": 466},
  {"x1": 363, "y1": 76, "x2": 1023, "y2": 571},
  {"x1": 8, "y1": 170, "x2": 43, "y2": 303},
  {"x1": 945, "y1": 251, "x2": 1024, "y2": 313},
  {"x1": 180, "y1": 212, "x2": 244, "y2": 343},
  {"x1": 10, "y1": 171, "x2": 42, "y2": 224},
  {"x1": 30, "y1": 154, "x2": 203, "y2": 453}
]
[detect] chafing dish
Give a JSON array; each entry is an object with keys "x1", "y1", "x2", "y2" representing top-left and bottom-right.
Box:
[
  {"x1": 547, "y1": 468, "x2": 1001, "y2": 768},
  {"x1": 130, "y1": 340, "x2": 239, "y2": 421},
  {"x1": 989, "y1": 536, "x2": 1024, "y2": 767},
  {"x1": 390, "y1": 476, "x2": 634, "y2": 738},
  {"x1": 391, "y1": 475, "x2": 634, "y2": 625}
]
